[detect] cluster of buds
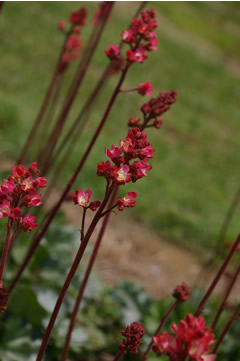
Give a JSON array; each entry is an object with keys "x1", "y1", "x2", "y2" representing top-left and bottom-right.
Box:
[
  {"x1": 73, "y1": 189, "x2": 101, "y2": 212},
  {"x1": 172, "y1": 282, "x2": 191, "y2": 303},
  {"x1": 153, "y1": 314, "x2": 216, "y2": 361},
  {"x1": 98, "y1": 127, "x2": 155, "y2": 185},
  {"x1": 58, "y1": 7, "x2": 87, "y2": 72},
  {"x1": 0, "y1": 163, "x2": 47, "y2": 232},
  {"x1": 104, "y1": 8, "x2": 158, "y2": 72},
  {"x1": 128, "y1": 90, "x2": 178, "y2": 130},
  {"x1": 119, "y1": 321, "x2": 145, "y2": 354}
]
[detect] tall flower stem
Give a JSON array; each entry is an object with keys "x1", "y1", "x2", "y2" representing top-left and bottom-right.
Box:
[
  {"x1": 17, "y1": 27, "x2": 69, "y2": 165},
  {"x1": 141, "y1": 301, "x2": 177, "y2": 361},
  {"x1": 213, "y1": 302, "x2": 240, "y2": 353},
  {"x1": 212, "y1": 261, "x2": 240, "y2": 330},
  {"x1": 8, "y1": 63, "x2": 130, "y2": 295},
  {"x1": 39, "y1": 3, "x2": 114, "y2": 176},
  {"x1": 0, "y1": 220, "x2": 12, "y2": 282},
  {"x1": 195, "y1": 234, "x2": 240, "y2": 317},
  {"x1": 36, "y1": 183, "x2": 114, "y2": 361},
  {"x1": 61, "y1": 185, "x2": 119, "y2": 361}
]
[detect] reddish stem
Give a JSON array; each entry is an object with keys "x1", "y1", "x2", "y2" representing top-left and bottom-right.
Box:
[
  {"x1": 213, "y1": 302, "x2": 240, "y2": 353},
  {"x1": 212, "y1": 261, "x2": 240, "y2": 330},
  {"x1": 61, "y1": 185, "x2": 119, "y2": 361},
  {"x1": 141, "y1": 301, "x2": 177, "y2": 361},
  {"x1": 36, "y1": 183, "x2": 114, "y2": 361},
  {"x1": 120, "y1": 87, "x2": 138, "y2": 93},
  {"x1": 8, "y1": 63, "x2": 130, "y2": 296},
  {"x1": 195, "y1": 234, "x2": 240, "y2": 317},
  {"x1": 0, "y1": 222, "x2": 12, "y2": 281},
  {"x1": 112, "y1": 351, "x2": 123, "y2": 361}
]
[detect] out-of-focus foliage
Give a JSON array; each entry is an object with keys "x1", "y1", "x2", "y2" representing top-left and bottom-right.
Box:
[{"x1": 0, "y1": 225, "x2": 239, "y2": 361}]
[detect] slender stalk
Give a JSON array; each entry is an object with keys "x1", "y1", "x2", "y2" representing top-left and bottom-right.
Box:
[
  {"x1": 8, "y1": 63, "x2": 130, "y2": 295},
  {"x1": 0, "y1": 221, "x2": 12, "y2": 281},
  {"x1": 195, "y1": 234, "x2": 240, "y2": 317},
  {"x1": 61, "y1": 185, "x2": 119, "y2": 361},
  {"x1": 213, "y1": 302, "x2": 240, "y2": 353},
  {"x1": 17, "y1": 28, "x2": 68, "y2": 165},
  {"x1": 112, "y1": 351, "x2": 123, "y2": 361},
  {"x1": 0, "y1": 2, "x2": 4, "y2": 13},
  {"x1": 35, "y1": 183, "x2": 114, "y2": 361},
  {"x1": 212, "y1": 261, "x2": 240, "y2": 330},
  {"x1": 141, "y1": 301, "x2": 177, "y2": 361}
]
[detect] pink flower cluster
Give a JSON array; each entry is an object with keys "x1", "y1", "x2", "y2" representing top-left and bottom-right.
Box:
[
  {"x1": 104, "y1": 8, "x2": 158, "y2": 71},
  {"x1": 73, "y1": 189, "x2": 101, "y2": 211},
  {"x1": 153, "y1": 314, "x2": 216, "y2": 361},
  {"x1": 0, "y1": 163, "x2": 47, "y2": 232},
  {"x1": 119, "y1": 321, "x2": 145, "y2": 354},
  {"x1": 58, "y1": 7, "x2": 87, "y2": 71},
  {"x1": 172, "y1": 282, "x2": 191, "y2": 303},
  {"x1": 98, "y1": 127, "x2": 155, "y2": 185}
]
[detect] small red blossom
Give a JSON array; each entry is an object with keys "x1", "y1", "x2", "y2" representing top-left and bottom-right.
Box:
[
  {"x1": 12, "y1": 164, "x2": 26, "y2": 178},
  {"x1": 24, "y1": 193, "x2": 43, "y2": 207},
  {"x1": 172, "y1": 282, "x2": 191, "y2": 303},
  {"x1": 73, "y1": 189, "x2": 92, "y2": 208},
  {"x1": 34, "y1": 177, "x2": 48, "y2": 189},
  {"x1": 119, "y1": 321, "x2": 145, "y2": 354},
  {"x1": 121, "y1": 29, "x2": 133, "y2": 43},
  {"x1": 11, "y1": 207, "x2": 21, "y2": 221},
  {"x1": 28, "y1": 162, "x2": 40, "y2": 175},
  {"x1": 0, "y1": 285, "x2": 8, "y2": 313},
  {"x1": 0, "y1": 199, "x2": 11, "y2": 218},
  {"x1": 70, "y1": 7, "x2": 87, "y2": 26},
  {"x1": 115, "y1": 165, "x2": 132, "y2": 184},
  {"x1": 128, "y1": 117, "x2": 141, "y2": 127},
  {"x1": 117, "y1": 191, "x2": 137, "y2": 211},
  {"x1": 104, "y1": 44, "x2": 121, "y2": 60},
  {"x1": 22, "y1": 214, "x2": 38, "y2": 233},
  {"x1": 58, "y1": 20, "x2": 66, "y2": 31},
  {"x1": 154, "y1": 119, "x2": 163, "y2": 129},
  {"x1": 105, "y1": 145, "x2": 122, "y2": 160},
  {"x1": 21, "y1": 177, "x2": 35, "y2": 192},
  {"x1": 138, "y1": 81, "x2": 153, "y2": 96},
  {"x1": 89, "y1": 200, "x2": 101, "y2": 211}
]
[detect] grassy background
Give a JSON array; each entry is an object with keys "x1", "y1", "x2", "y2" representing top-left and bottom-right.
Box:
[{"x1": 0, "y1": 2, "x2": 240, "y2": 252}]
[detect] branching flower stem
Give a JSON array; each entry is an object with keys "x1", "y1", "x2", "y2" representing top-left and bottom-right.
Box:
[
  {"x1": 35, "y1": 182, "x2": 114, "y2": 361},
  {"x1": 61, "y1": 185, "x2": 119, "y2": 361}
]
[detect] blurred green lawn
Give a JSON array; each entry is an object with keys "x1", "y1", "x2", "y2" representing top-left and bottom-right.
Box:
[{"x1": 0, "y1": 2, "x2": 240, "y2": 252}]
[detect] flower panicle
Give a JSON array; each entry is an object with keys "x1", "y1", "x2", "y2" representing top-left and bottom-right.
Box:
[
  {"x1": 153, "y1": 313, "x2": 216, "y2": 361},
  {"x1": 119, "y1": 321, "x2": 145, "y2": 354}
]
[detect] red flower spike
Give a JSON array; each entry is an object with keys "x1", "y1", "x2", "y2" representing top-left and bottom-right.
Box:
[
  {"x1": 138, "y1": 81, "x2": 153, "y2": 96},
  {"x1": 70, "y1": 7, "x2": 87, "y2": 26},
  {"x1": 73, "y1": 189, "x2": 92, "y2": 208},
  {"x1": 172, "y1": 282, "x2": 191, "y2": 303},
  {"x1": 22, "y1": 214, "x2": 38, "y2": 233},
  {"x1": 0, "y1": 285, "x2": 8, "y2": 313},
  {"x1": 119, "y1": 321, "x2": 145, "y2": 354},
  {"x1": 153, "y1": 314, "x2": 216, "y2": 361},
  {"x1": 0, "y1": 199, "x2": 11, "y2": 218}
]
